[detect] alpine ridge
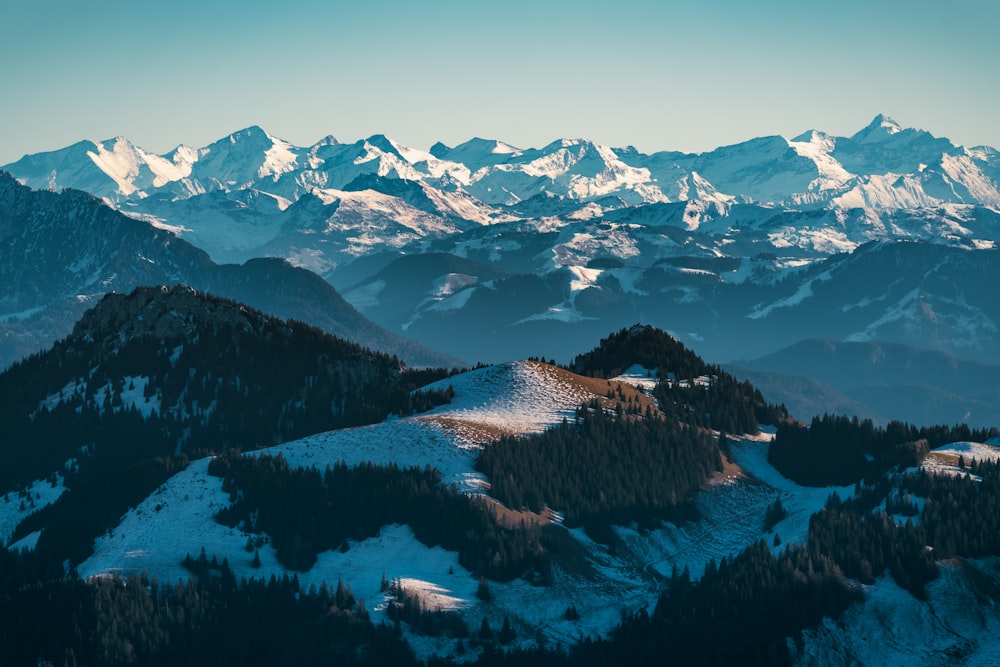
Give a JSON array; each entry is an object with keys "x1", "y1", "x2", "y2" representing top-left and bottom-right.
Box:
[{"x1": 6, "y1": 115, "x2": 998, "y2": 211}]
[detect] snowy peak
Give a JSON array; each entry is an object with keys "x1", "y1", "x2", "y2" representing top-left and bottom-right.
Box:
[
  {"x1": 195, "y1": 126, "x2": 302, "y2": 184},
  {"x1": 363, "y1": 134, "x2": 437, "y2": 165},
  {"x1": 87, "y1": 136, "x2": 199, "y2": 196},
  {"x1": 851, "y1": 114, "x2": 904, "y2": 143},
  {"x1": 468, "y1": 137, "x2": 666, "y2": 205},
  {"x1": 221, "y1": 125, "x2": 272, "y2": 145},
  {"x1": 3, "y1": 117, "x2": 999, "y2": 220},
  {"x1": 430, "y1": 137, "x2": 522, "y2": 167},
  {"x1": 2, "y1": 139, "x2": 126, "y2": 200}
]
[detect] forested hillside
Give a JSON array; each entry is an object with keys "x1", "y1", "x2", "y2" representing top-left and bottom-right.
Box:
[
  {"x1": 3, "y1": 309, "x2": 1000, "y2": 665},
  {"x1": 0, "y1": 286, "x2": 454, "y2": 566},
  {"x1": 210, "y1": 452, "x2": 550, "y2": 581},
  {"x1": 569, "y1": 325, "x2": 785, "y2": 434},
  {"x1": 769, "y1": 414, "x2": 997, "y2": 486},
  {"x1": 477, "y1": 406, "x2": 719, "y2": 537}
]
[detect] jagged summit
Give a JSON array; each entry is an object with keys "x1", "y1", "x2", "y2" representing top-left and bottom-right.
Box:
[
  {"x1": 790, "y1": 128, "x2": 834, "y2": 144},
  {"x1": 852, "y1": 113, "x2": 904, "y2": 141},
  {"x1": 3, "y1": 116, "x2": 998, "y2": 211},
  {"x1": 216, "y1": 125, "x2": 275, "y2": 147},
  {"x1": 310, "y1": 134, "x2": 339, "y2": 148},
  {"x1": 431, "y1": 137, "x2": 522, "y2": 166}
]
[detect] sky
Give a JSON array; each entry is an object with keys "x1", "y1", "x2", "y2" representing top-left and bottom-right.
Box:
[{"x1": 1, "y1": 0, "x2": 998, "y2": 164}]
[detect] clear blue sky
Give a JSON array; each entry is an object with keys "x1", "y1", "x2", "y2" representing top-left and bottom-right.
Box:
[{"x1": 2, "y1": 0, "x2": 997, "y2": 164}]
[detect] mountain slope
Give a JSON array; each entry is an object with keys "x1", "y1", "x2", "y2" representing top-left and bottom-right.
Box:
[
  {"x1": 0, "y1": 285, "x2": 458, "y2": 565},
  {"x1": 0, "y1": 174, "x2": 461, "y2": 368},
  {"x1": 4, "y1": 316, "x2": 1000, "y2": 663}
]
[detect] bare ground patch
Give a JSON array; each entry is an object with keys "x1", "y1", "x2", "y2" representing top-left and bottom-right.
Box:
[
  {"x1": 476, "y1": 495, "x2": 550, "y2": 529},
  {"x1": 706, "y1": 453, "x2": 747, "y2": 487},
  {"x1": 522, "y1": 361, "x2": 658, "y2": 416},
  {"x1": 419, "y1": 416, "x2": 507, "y2": 445}
]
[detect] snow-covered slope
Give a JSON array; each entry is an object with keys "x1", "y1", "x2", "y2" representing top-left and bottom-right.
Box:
[
  {"x1": 79, "y1": 361, "x2": 600, "y2": 579},
  {"x1": 71, "y1": 360, "x2": 799, "y2": 658},
  {"x1": 796, "y1": 561, "x2": 1000, "y2": 665}
]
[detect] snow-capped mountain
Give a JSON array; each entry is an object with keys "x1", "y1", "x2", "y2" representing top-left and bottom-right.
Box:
[
  {"x1": 4, "y1": 116, "x2": 999, "y2": 298},
  {"x1": 4, "y1": 116, "x2": 1000, "y2": 425},
  {"x1": 7, "y1": 115, "x2": 998, "y2": 213}
]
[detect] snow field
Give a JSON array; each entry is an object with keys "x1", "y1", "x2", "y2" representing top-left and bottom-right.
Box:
[
  {"x1": 70, "y1": 362, "x2": 949, "y2": 661},
  {"x1": 76, "y1": 360, "x2": 604, "y2": 659},
  {"x1": 796, "y1": 561, "x2": 1000, "y2": 666},
  {"x1": 922, "y1": 441, "x2": 1000, "y2": 479},
  {"x1": 729, "y1": 433, "x2": 854, "y2": 549},
  {"x1": 610, "y1": 363, "x2": 659, "y2": 392},
  {"x1": 0, "y1": 471, "x2": 67, "y2": 545}
]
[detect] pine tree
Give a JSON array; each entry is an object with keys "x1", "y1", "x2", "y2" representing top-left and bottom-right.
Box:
[
  {"x1": 477, "y1": 577, "x2": 492, "y2": 602},
  {"x1": 499, "y1": 616, "x2": 515, "y2": 644}
]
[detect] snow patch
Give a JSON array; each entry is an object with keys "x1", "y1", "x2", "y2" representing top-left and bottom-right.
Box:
[
  {"x1": 611, "y1": 364, "x2": 659, "y2": 391},
  {"x1": 0, "y1": 471, "x2": 68, "y2": 545},
  {"x1": 747, "y1": 276, "x2": 822, "y2": 320},
  {"x1": 922, "y1": 441, "x2": 1000, "y2": 479}
]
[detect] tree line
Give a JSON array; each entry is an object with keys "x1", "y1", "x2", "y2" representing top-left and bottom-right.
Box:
[
  {"x1": 768, "y1": 413, "x2": 997, "y2": 486},
  {"x1": 568, "y1": 324, "x2": 785, "y2": 434},
  {"x1": 0, "y1": 545, "x2": 417, "y2": 666},
  {"x1": 210, "y1": 452, "x2": 551, "y2": 582}
]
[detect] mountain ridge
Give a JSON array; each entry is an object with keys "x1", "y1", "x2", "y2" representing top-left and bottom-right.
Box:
[
  {"x1": 6, "y1": 115, "x2": 998, "y2": 212},
  {"x1": 0, "y1": 173, "x2": 462, "y2": 369}
]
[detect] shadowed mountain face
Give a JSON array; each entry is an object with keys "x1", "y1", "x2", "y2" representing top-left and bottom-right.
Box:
[
  {"x1": 337, "y1": 239, "x2": 1000, "y2": 371},
  {"x1": 0, "y1": 173, "x2": 462, "y2": 369}
]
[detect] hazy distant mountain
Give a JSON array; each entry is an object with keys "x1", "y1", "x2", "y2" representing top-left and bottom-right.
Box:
[
  {"x1": 734, "y1": 339, "x2": 1000, "y2": 428},
  {"x1": 724, "y1": 366, "x2": 885, "y2": 426},
  {"x1": 338, "y1": 237, "x2": 1000, "y2": 369}
]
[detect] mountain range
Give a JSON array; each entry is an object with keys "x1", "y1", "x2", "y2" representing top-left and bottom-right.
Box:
[
  {"x1": 0, "y1": 116, "x2": 1000, "y2": 666},
  {"x1": 4, "y1": 114, "x2": 1000, "y2": 664},
  {"x1": 3, "y1": 116, "x2": 1000, "y2": 427},
  {"x1": 7, "y1": 115, "x2": 999, "y2": 212},
  {"x1": 4, "y1": 116, "x2": 999, "y2": 280}
]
